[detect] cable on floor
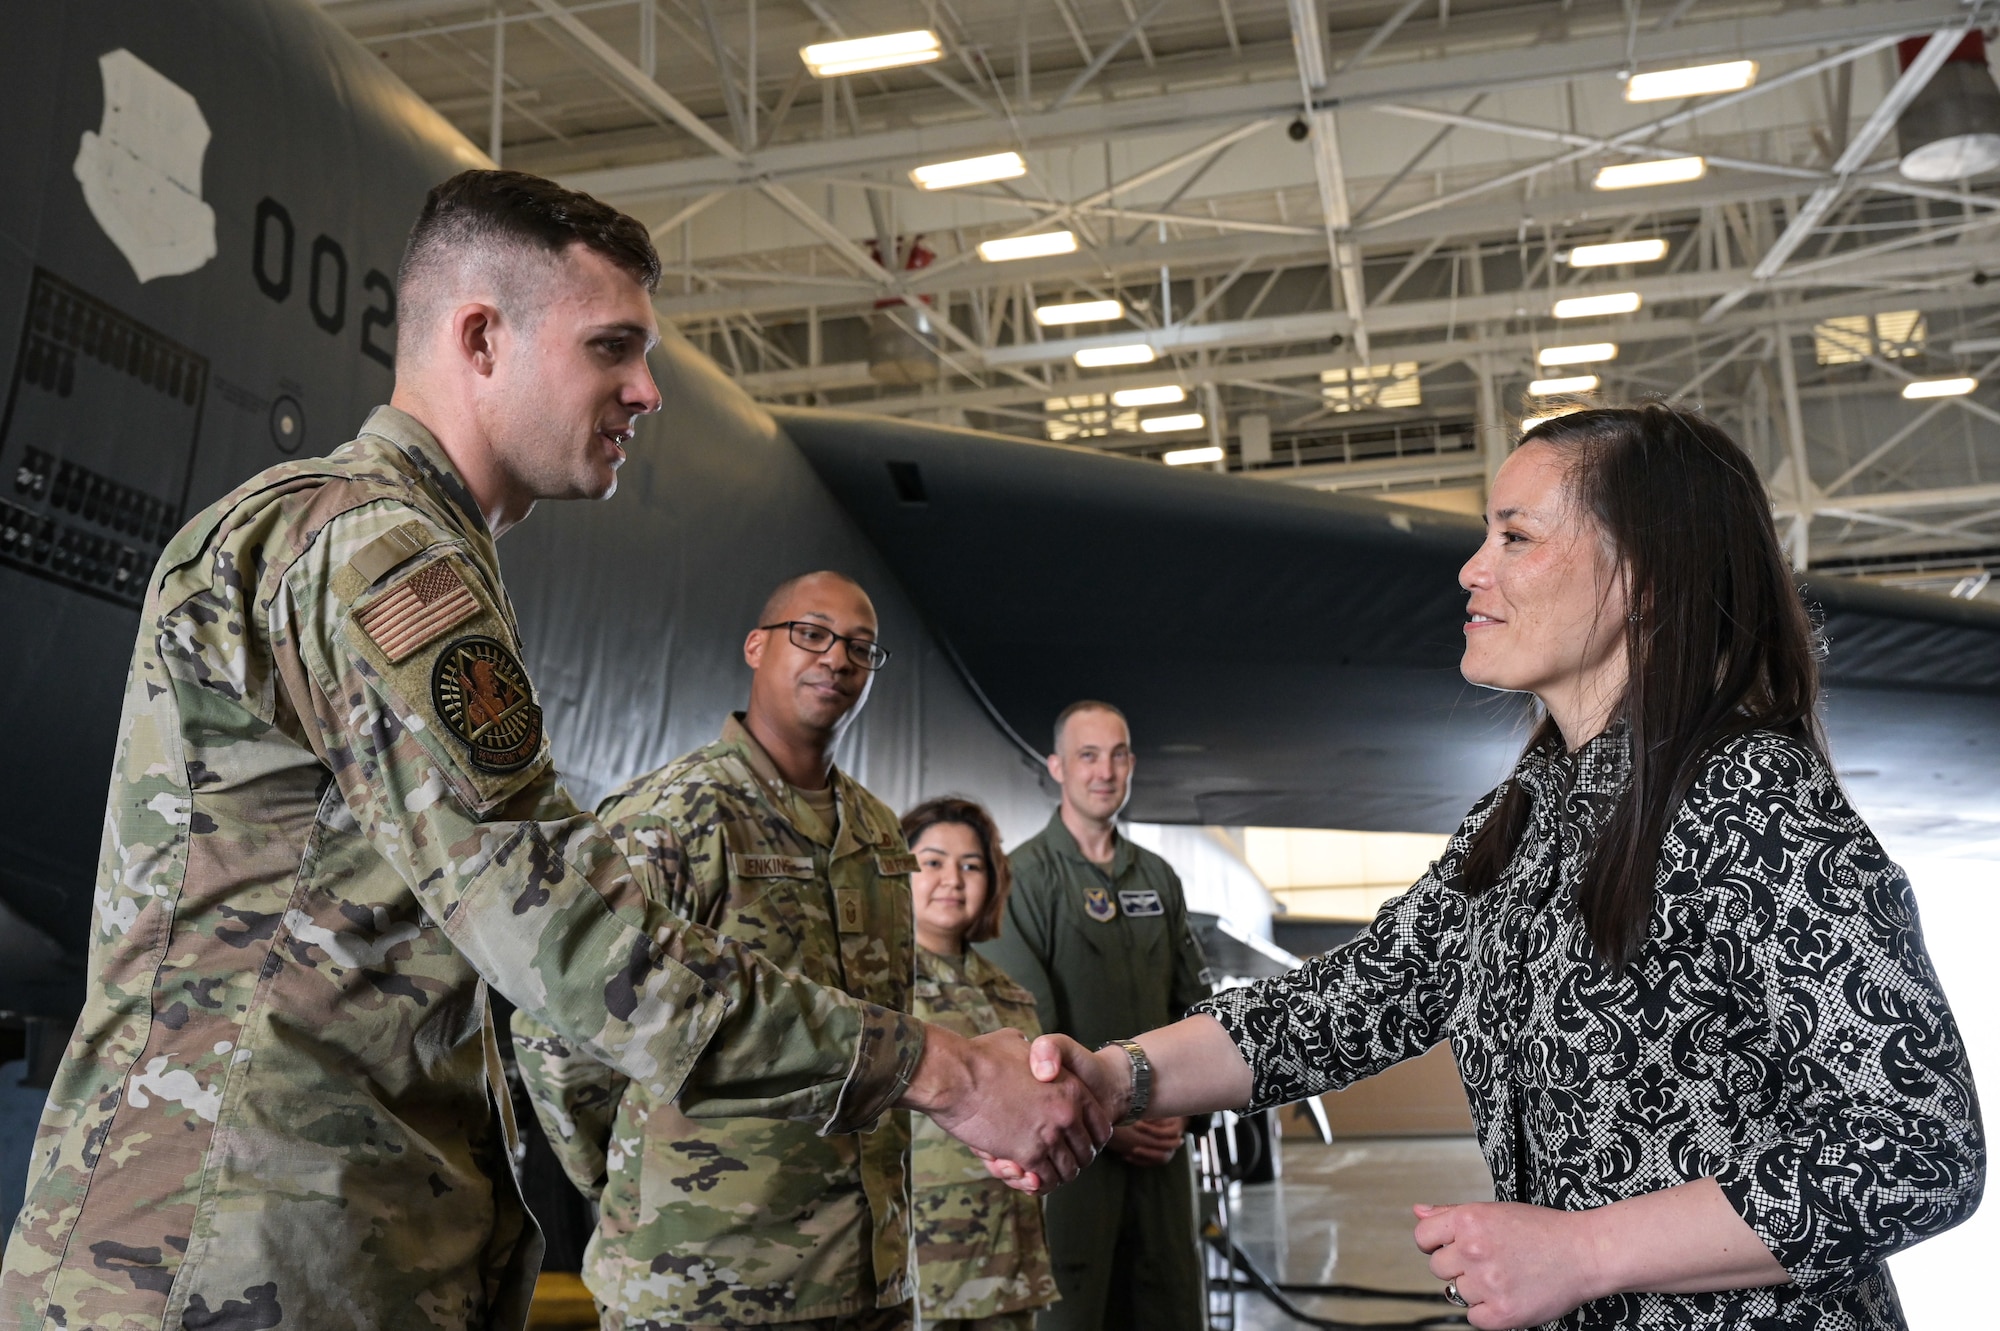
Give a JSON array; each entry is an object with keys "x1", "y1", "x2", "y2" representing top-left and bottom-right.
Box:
[{"x1": 1211, "y1": 1236, "x2": 1469, "y2": 1331}]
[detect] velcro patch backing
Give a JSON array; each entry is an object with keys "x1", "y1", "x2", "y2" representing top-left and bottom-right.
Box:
[
  {"x1": 358, "y1": 561, "x2": 480, "y2": 662},
  {"x1": 349, "y1": 521, "x2": 438, "y2": 586}
]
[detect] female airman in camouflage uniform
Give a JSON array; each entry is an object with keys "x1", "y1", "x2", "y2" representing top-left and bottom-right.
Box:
[{"x1": 902, "y1": 798, "x2": 1059, "y2": 1331}]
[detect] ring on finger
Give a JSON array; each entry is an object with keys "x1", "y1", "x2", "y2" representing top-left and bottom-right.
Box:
[{"x1": 1444, "y1": 1281, "x2": 1469, "y2": 1309}]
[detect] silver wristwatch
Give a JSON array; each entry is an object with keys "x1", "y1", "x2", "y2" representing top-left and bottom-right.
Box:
[{"x1": 1103, "y1": 1039, "x2": 1153, "y2": 1127}]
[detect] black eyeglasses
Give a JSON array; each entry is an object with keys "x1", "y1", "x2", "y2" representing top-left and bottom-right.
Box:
[{"x1": 759, "y1": 621, "x2": 891, "y2": 671}]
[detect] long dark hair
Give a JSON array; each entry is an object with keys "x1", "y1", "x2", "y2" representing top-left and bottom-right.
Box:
[
  {"x1": 900, "y1": 796, "x2": 1013, "y2": 944},
  {"x1": 1459, "y1": 403, "x2": 1824, "y2": 965}
]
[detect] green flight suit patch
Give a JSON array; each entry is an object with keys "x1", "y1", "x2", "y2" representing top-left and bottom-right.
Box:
[
  {"x1": 1083, "y1": 884, "x2": 1117, "y2": 922},
  {"x1": 430, "y1": 635, "x2": 543, "y2": 773}
]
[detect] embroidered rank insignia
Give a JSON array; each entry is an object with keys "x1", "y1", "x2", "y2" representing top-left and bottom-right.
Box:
[
  {"x1": 1119, "y1": 889, "x2": 1165, "y2": 917},
  {"x1": 357, "y1": 560, "x2": 480, "y2": 662},
  {"x1": 875, "y1": 851, "x2": 919, "y2": 877},
  {"x1": 731, "y1": 854, "x2": 815, "y2": 880},
  {"x1": 835, "y1": 887, "x2": 864, "y2": 933},
  {"x1": 1084, "y1": 884, "x2": 1117, "y2": 922},
  {"x1": 431, "y1": 636, "x2": 542, "y2": 772}
]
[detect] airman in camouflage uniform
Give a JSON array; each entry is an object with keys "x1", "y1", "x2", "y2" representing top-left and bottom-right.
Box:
[
  {"x1": 514, "y1": 572, "x2": 923, "y2": 1330},
  {"x1": 0, "y1": 173, "x2": 1107, "y2": 1331},
  {"x1": 910, "y1": 947, "x2": 1058, "y2": 1331},
  {"x1": 515, "y1": 714, "x2": 919, "y2": 1328},
  {"x1": 0, "y1": 406, "x2": 918, "y2": 1331}
]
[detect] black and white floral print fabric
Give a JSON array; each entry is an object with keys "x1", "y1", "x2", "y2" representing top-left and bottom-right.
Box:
[{"x1": 1195, "y1": 726, "x2": 1983, "y2": 1329}]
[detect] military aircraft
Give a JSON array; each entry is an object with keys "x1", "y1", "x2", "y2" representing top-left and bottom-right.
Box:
[{"x1": 4, "y1": 0, "x2": 1999, "y2": 1258}]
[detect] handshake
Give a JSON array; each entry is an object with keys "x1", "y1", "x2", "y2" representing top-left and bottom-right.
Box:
[{"x1": 898, "y1": 1025, "x2": 1133, "y2": 1194}]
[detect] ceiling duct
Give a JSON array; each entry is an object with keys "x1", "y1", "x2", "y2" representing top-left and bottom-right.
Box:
[{"x1": 1896, "y1": 32, "x2": 2000, "y2": 181}]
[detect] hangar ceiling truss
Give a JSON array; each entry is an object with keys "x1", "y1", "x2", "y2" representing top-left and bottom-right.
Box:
[{"x1": 323, "y1": 0, "x2": 2000, "y2": 588}]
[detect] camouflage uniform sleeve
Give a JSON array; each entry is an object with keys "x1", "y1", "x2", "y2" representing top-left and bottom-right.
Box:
[
  {"x1": 281, "y1": 500, "x2": 924, "y2": 1131},
  {"x1": 509, "y1": 1006, "x2": 628, "y2": 1199},
  {"x1": 509, "y1": 801, "x2": 708, "y2": 1192}
]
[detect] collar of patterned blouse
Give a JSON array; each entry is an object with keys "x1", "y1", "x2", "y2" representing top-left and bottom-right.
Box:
[{"x1": 1511, "y1": 718, "x2": 1634, "y2": 804}]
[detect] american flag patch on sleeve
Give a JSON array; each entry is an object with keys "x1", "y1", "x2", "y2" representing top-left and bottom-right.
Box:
[{"x1": 356, "y1": 561, "x2": 481, "y2": 662}]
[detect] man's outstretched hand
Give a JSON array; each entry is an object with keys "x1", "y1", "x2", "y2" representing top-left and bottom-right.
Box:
[
  {"x1": 898, "y1": 1026, "x2": 1112, "y2": 1194},
  {"x1": 972, "y1": 1032, "x2": 1133, "y2": 1189}
]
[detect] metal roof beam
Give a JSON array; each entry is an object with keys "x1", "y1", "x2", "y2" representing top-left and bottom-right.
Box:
[
  {"x1": 565, "y1": 0, "x2": 1976, "y2": 201},
  {"x1": 977, "y1": 237, "x2": 2000, "y2": 369},
  {"x1": 652, "y1": 167, "x2": 1996, "y2": 321},
  {"x1": 1288, "y1": 0, "x2": 1370, "y2": 365},
  {"x1": 1703, "y1": 22, "x2": 1973, "y2": 322},
  {"x1": 521, "y1": 0, "x2": 746, "y2": 161},
  {"x1": 733, "y1": 278, "x2": 2000, "y2": 407}
]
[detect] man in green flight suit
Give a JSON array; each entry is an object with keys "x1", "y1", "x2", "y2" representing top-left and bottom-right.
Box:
[
  {"x1": 514, "y1": 570, "x2": 923, "y2": 1331},
  {"x1": 979, "y1": 701, "x2": 1214, "y2": 1331},
  {"x1": 0, "y1": 171, "x2": 1106, "y2": 1331}
]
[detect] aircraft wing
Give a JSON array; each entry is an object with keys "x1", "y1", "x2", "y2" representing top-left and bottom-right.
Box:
[{"x1": 779, "y1": 407, "x2": 2000, "y2": 844}]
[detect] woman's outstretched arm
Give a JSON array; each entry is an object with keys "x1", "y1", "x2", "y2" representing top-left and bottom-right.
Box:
[{"x1": 1027, "y1": 1014, "x2": 1253, "y2": 1122}]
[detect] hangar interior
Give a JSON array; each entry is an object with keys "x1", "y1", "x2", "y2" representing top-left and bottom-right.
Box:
[
  {"x1": 330, "y1": 0, "x2": 2000, "y2": 591},
  {"x1": 322, "y1": 0, "x2": 2000, "y2": 1320},
  {"x1": 316, "y1": 2, "x2": 2000, "y2": 1324},
  {"x1": 3, "y1": 0, "x2": 1999, "y2": 1326}
]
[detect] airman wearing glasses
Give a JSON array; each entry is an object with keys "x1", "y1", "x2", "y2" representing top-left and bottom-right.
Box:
[{"x1": 513, "y1": 571, "x2": 926, "y2": 1331}]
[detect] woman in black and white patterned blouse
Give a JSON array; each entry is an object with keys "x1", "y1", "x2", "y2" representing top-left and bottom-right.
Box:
[{"x1": 1008, "y1": 404, "x2": 1983, "y2": 1330}]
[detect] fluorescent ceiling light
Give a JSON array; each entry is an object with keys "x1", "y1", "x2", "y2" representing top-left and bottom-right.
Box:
[
  {"x1": 1529, "y1": 374, "x2": 1601, "y2": 396},
  {"x1": 1625, "y1": 59, "x2": 1758, "y2": 102},
  {"x1": 1593, "y1": 156, "x2": 1706, "y2": 190},
  {"x1": 1112, "y1": 384, "x2": 1186, "y2": 407},
  {"x1": 1553, "y1": 291, "x2": 1641, "y2": 319},
  {"x1": 1568, "y1": 239, "x2": 1669, "y2": 267},
  {"x1": 1902, "y1": 376, "x2": 1979, "y2": 399},
  {"x1": 1074, "y1": 343, "x2": 1156, "y2": 368},
  {"x1": 911, "y1": 151, "x2": 1026, "y2": 190},
  {"x1": 978, "y1": 231, "x2": 1077, "y2": 262},
  {"x1": 1163, "y1": 445, "x2": 1224, "y2": 465},
  {"x1": 1538, "y1": 343, "x2": 1618, "y2": 366},
  {"x1": 802, "y1": 30, "x2": 943, "y2": 77},
  {"x1": 1143, "y1": 414, "x2": 1208, "y2": 435},
  {"x1": 1034, "y1": 299, "x2": 1123, "y2": 326}
]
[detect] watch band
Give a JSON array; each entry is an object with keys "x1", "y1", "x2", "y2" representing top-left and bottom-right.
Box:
[{"x1": 1103, "y1": 1039, "x2": 1153, "y2": 1127}]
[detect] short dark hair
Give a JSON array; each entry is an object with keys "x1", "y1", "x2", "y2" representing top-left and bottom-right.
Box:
[
  {"x1": 1052, "y1": 700, "x2": 1128, "y2": 755},
  {"x1": 1460, "y1": 402, "x2": 1824, "y2": 967},
  {"x1": 758, "y1": 570, "x2": 866, "y2": 627},
  {"x1": 900, "y1": 796, "x2": 1013, "y2": 945},
  {"x1": 395, "y1": 171, "x2": 660, "y2": 360},
  {"x1": 400, "y1": 169, "x2": 661, "y2": 294}
]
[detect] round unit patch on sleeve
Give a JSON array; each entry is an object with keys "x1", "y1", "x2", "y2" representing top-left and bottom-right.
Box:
[{"x1": 431, "y1": 635, "x2": 543, "y2": 773}]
